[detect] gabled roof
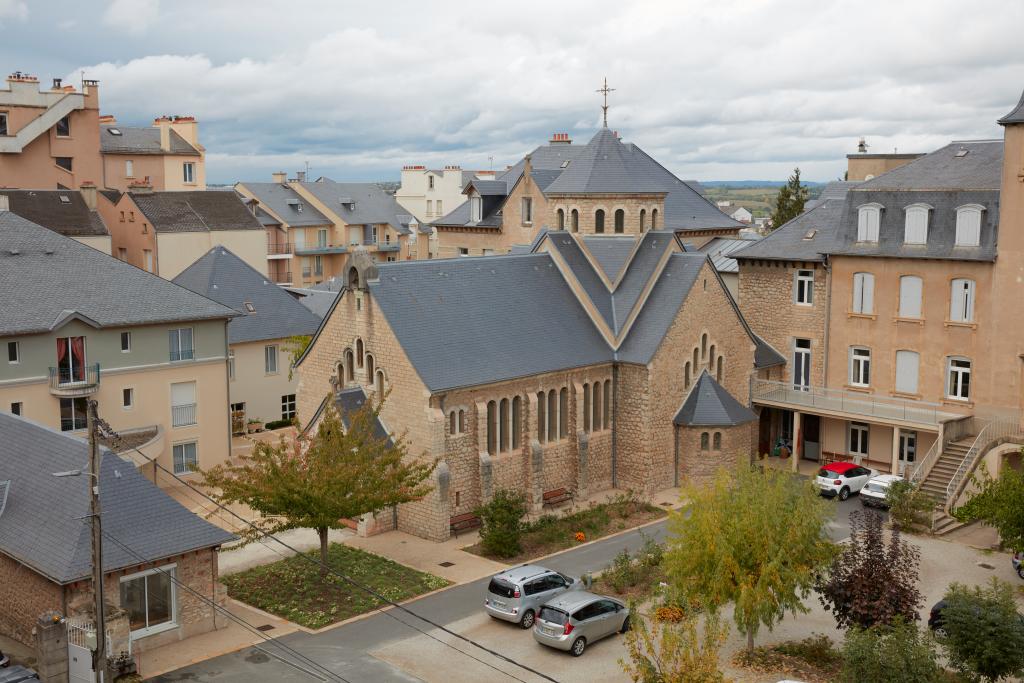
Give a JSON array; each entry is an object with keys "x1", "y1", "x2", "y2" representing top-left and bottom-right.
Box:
[
  {"x1": 294, "y1": 181, "x2": 417, "y2": 234},
  {"x1": 0, "y1": 211, "x2": 237, "y2": 335},
  {"x1": 130, "y1": 191, "x2": 264, "y2": 233},
  {"x1": 286, "y1": 287, "x2": 339, "y2": 320},
  {"x1": 237, "y1": 182, "x2": 331, "y2": 227},
  {"x1": 673, "y1": 371, "x2": 757, "y2": 427},
  {"x1": 173, "y1": 247, "x2": 322, "y2": 344},
  {"x1": 753, "y1": 335, "x2": 786, "y2": 369},
  {"x1": 733, "y1": 197, "x2": 848, "y2": 263},
  {"x1": 0, "y1": 412, "x2": 234, "y2": 584},
  {"x1": 998, "y1": 89, "x2": 1024, "y2": 125},
  {"x1": 100, "y1": 125, "x2": 200, "y2": 156},
  {"x1": 1, "y1": 190, "x2": 108, "y2": 237},
  {"x1": 336, "y1": 386, "x2": 391, "y2": 444},
  {"x1": 579, "y1": 236, "x2": 636, "y2": 281}
]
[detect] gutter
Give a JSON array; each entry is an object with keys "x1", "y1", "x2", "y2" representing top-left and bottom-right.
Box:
[{"x1": 822, "y1": 256, "x2": 832, "y2": 385}]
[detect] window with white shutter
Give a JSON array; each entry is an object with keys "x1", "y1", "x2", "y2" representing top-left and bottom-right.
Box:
[
  {"x1": 903, "y1": 204, "x2": 931, "y2": 244},
  {"x1": 949, "y1": 279, "x2": 975, "y2": 323},
  {"x1": 857, "y1": 204, "x2": 882, "y2": 242},
  {"x1": 895, "y1": 350, "x2": 920, "y2": 395},
  {"x1": 955, "y1": 205, "x2": 983, "y2": 247},
  {"x1": 852, "y1": 272, "x2": 874, "y2": 314},
  {"x1": 899, "y1": 276, "x2": 923, "y2": 318}
]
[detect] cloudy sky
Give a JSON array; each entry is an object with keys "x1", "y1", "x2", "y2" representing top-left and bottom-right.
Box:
[{"x1": 3, "y1": 0, "x2": 1022, "y2": 184}]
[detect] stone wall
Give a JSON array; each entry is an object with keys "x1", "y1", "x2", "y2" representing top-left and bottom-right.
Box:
[
  {"x1": 547, "y1": 195, "x2": 666, "y2": 235},
  {"x1": 0, "y1": 553, "x2": 63, "y2": 646},
  {"x1": 676, "y1": 423, "x2": 752, "y2": 483}
]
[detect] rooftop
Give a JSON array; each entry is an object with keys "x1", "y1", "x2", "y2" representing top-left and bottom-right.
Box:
[
  {"x1": 236, "y1": 182, "x2": 331, "y2": 227},
  {"x1": 130, "y1": 190, "x2": 264, "y2": 233},
  {"x1": 0, "y1": 189, "x2": 108, "y2": 237},
  {"x1": 100, "y1": 125, "x2": 200, "y2": 156}
]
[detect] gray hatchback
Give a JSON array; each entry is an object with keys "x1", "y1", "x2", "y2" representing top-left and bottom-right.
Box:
[
  {"x1": 484, "y1": 564, "x2": 581, "y2": 628},
  {"x1": 533, "y1": 591, "x2": 630, "y2": 656}
]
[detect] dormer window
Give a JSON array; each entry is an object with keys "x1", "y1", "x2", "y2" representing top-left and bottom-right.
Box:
[
  {"x1": 244, "y1": 302, "x2": 256, "y2": 313},
  {"x1": 856, "y1": 204, "x2": 882, "y2": 243},
  {"x1": 955, "y1": 204, "x2": 983, "y2": 247},
  {"x1": 470, "y1": 195, "x2": 482, "y2": 222},
  {"x1": 903, "y1": 203, "x2": 931, "y2": 244}
]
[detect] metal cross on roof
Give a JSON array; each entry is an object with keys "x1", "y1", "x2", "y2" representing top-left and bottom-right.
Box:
[{"x1": 596, "y1": 77, "x2": 615, "y2": 128}]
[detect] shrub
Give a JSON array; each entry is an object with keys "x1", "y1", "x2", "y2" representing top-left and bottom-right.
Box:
[
  {"x1": 263, "y1": 418, "x2": 296, "y2": 431},
  {"x1": 607, "y1": 548, "x2": 638, "y2": 593},
  {"x1": 475, "y1": 489, "x2": 527, "y2": 558},
  {"x1": 887, "y1": 480, "x2": 935, "y2": 530},
  {"x1": 938, "y1": 578, "x2": 1024, "y2": 682},
  {"x1": 776, "y1": 634, "x2": 843, "y2": 669},
  {"x1": 840, "y1": 620, "x2": 940, "y2": 683},
  {"x1": 619, "y1": 609, "x2": 729, "y2": 683}
]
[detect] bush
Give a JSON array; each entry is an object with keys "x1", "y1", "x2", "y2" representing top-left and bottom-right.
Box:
[
  {"x1": 264, "y1": 418, "x2": 296, "y2": 431},
  {"x1": 776, "y1": 634, "x2": 842, "y2": 669},
  {"x1": 619, "y1": 609, "x2": 729, "y2": 683},
  {"x1": 840, "y1": 620, "x2": 940, "y2": 683},
  {"x1": 887, "y1": 480, "x2": 935, "y2": 530},
  {"x1": 475, "y1": 489, "x2": 527, "y2": 558},
  {"x1": 938, "y1": 578, "x2": 1024, "y2": 682}
]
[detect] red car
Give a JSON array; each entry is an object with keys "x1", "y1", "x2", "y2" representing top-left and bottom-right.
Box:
[{"x1": 815, "y1": 462, "x2": 878, "y2": 500}]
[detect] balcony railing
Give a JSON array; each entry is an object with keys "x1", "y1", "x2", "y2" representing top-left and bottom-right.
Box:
[
  {"x1": 266, "y1": 241, "x2": 294, "y2": 255},
  {"x1": 171, "y1": 403, "x2": 197, "y2": 427},
  {"x1": 750, "y1": 378, "x2": 959, "y2": 428},
  {"x1": 270, "y1": 270, "x2": 293, "y2": 284},
  {"x1": 48, "y1": 363, "x2": 100, "y2": 397},
  {"x1": 294, "y1": 243, "x2": 348, "y2": 256}
]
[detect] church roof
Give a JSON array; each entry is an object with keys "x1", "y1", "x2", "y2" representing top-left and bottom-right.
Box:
[
  {"x1": 673, "y1": 371, "x2": 757, "y2": 427},
  {"x1": 544, "y1": 128, "x2": 667, "y2": 194}
]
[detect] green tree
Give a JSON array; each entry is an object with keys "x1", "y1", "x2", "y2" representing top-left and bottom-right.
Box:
[
  {"x1": 770, "y1": 167, "x2": 809, "y2": 230},
  {"x1": 475, "y1": 489, "x2": 528, "y2": 558},
  {"x1": 953, "y1": 453, "x2": 1024, "y2": 551},
  {"x1": 938, "y1": 578, "x2": 1024, "y2": 682},
  {"x1": 619, "y1": 609, "x2": 729, "y2": 683},
  {"x1": 664, "y1": 466, "x2": 836, "y2": 653},
  {"x1": 886, "y1": 480, "x2": 935, "y2": 531},
  {"x1": 816, "y1": 509, "x2": 922, "y2": 630},
  {"x1": 840, "y1": 620, "x2": 941, "y2": 683},
  {"x1": 201, "y1": 395, "x2": 435, "y2": 577},
  {"x1": 283, "y1": 334, "x2": 312, "y2": 380}
]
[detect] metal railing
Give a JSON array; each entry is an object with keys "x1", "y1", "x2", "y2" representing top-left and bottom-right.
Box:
[
  {"x1": 266, "y1": 241, "x2": 293, "y2": 255},
  {"x1": 750, "y1": 378, "x2": 950, "y2": 427},
  {"x1": 61, "y1": 416, "x2": 88, "y2": 431},
  {"x1": 907, "y1": 436, "x2": 941, "y2": 483},
  {"x1": 945, "y1": 418, "x2": 1024, "y2": 512},
  {"x1": 171, "y1": 403, "x2": 197, "y2": 427},
  {"x1": 270, "y1": 270, "x2": 292, "y2": 284},
  {"x1": 48, "y1": 363, "x2": 100, "y2": 391}
]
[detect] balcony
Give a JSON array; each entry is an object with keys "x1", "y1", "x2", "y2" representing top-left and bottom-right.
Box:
[
  {"x1": 49, "y1": 363, "x2": 100, "y2": 397},
  {"x1": 376, "y1": 242, "x2": 400, "y2": 252},
  {"x1": 171, "y1": 402, "x2": 197, "y2": 428},
  {"x1": 270, "y1": 270, "x2": 293, "y2": 285},
  {"x1": 267, "y1": 241, "x2": 294, "y2": 258},
  {"x1": 750, "y1": 379, "x2": 963, "y2": 429},
  {"x1": 294, "y1": 243, "x2": 348, "y2": 256}
]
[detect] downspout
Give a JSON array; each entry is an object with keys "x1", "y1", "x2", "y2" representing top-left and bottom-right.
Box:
[
  {"x1": 223, "y1": 321, "x2": 232, "y2": 459},
  {"x1": 822, "y1": 257, "x2": 832, "y2": 386},
  {"x1": 611, "y1": 364, "x2": 619, "y2": 488}
]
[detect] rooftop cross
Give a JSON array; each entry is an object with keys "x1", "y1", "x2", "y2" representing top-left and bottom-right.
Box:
[{"x1": 596, "y1": 77, "x2": 615, "y2": 128}]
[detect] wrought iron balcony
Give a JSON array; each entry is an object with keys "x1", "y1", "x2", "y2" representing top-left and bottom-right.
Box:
[
  {"x1": 48, "y1": 363, "x2": 100, "y2": 397},
  {"x1": 270, "y1": 270, "x2": 293, "y2": 284},
  {"x1": 171, "y1": 403, "x2": 197, "y2": 428},
  {"x1": 266, "y1": 241, "x2": 294, "y2": 256}
]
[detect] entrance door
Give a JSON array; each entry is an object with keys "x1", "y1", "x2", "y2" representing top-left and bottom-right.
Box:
[
  {"x1": 898, "y1": 430, "x2": 917, "y2": 475},
  {"x1": 793, "y1": 339, "x2": 811, "y2": 390},
  {"x1": 803, "y1": 414, "x2": 821, "y2": 462}
]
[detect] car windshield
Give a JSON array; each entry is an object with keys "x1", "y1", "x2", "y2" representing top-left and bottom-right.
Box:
[
  {"x1": 818, "y1": 468, "x2": 836, "y2": 478},
  {"x1": 487, "y1": 578, "x2": 515, "y2": 599},
  {"x1": 865, "y1": 482, "x2": 886, "y2": 493},
  {"x1": 539, "y1": 606, "x2": 568, "y2": 625}
]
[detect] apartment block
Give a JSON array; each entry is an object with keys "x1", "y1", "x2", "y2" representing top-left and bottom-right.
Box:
[
  {"x1": 395, "y1": 164, "x2": 493, "y2": 223},
  {"x1": 100, "y1": 114, "x2": 206, "y2": 191}
]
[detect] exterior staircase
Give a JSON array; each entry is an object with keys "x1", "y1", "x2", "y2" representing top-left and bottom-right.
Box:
[{"x1": 916, "y1": 437, "x2": 974, "y2": 536}]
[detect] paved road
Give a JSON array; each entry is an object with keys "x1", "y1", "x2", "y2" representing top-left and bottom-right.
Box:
[{"x1": 152, "y1": 494, "x2": 874, "y2": 683}]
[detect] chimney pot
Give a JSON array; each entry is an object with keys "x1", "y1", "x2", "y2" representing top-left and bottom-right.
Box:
[
  {"x1": 52, "y1": 77, "x2": 62, "y2": 90},
  {"x1": 271, "y1": 171, "x2": 287, "y2": 184},
  {"x1": 0, "y1": 195, "x2": 9, "y2": 212}
]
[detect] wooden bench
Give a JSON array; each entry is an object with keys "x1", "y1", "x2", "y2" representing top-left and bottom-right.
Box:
[
  {"x1": 449, "y1": 513, "x2": 481, "y2": 537},
  {"x1": 542, "y1": 488, "x2": 574, "y2": 509}
]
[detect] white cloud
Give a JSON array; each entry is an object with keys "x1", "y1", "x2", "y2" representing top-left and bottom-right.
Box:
[
  {"x1": 0, "y1": 0, "x2": 27, "y2": 24},
  {"x1": 103, "y1": 0, "x2": 159, "y2": 35}
]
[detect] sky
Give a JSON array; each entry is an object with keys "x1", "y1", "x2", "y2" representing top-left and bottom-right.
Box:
[{"x1": 2, "y1": 0, "x2": 1023, "y2": 184}]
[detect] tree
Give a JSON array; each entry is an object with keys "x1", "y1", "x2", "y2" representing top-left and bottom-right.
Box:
[
  {"x1": 816, "y1": 509, "x2": 922, "y2": 630},
  {"x1": 475, "y1": 489, "x2": 528, "y2": 558},
  {"x1": 619, "y1": 609, "x2": 729, "y2": 683},
  {"x1": 770, "y1": 167, "x2": 809, "y2": 230},
  {"x1": 886, "y1": 480, "x2": 935, "y2": 531},
  {"x1": 938, "y1": 578, "x2": 1024, "y2": 683},
  {"x1": 284, "y1": 334, "x2": 312, "y2": 381},
  {"x1": 953, "y1": 453, "x2": 1024, "y2": 551},
  {"x1": 664, "y1": 466, "x2": 836, "y2": 653},
  {"x1": 840, "y1": 620, "x2": 941, "y2": 683},
  {"x1": 200, "y1": 394, "x2": 435, "y2": 577}
]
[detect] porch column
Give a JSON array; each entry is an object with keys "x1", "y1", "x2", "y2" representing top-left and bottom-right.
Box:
[
  {"x1": 792, "y1": 411, "x2": 803, "y2": 472},
  {"x1": 891, "y1": 426, "x2": 900, "y2": 475}
]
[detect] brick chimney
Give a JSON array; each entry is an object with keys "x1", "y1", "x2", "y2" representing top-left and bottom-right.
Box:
[
  {"x1": 79, "y1": 182, "x2": 97, "y2": 210},
  {"x1": 523, "y1": 154, "x2": 532, "y2": 180},
  {"x1": 272, "y1": 171, "x2": 287, "y2": 184},
  {"x1": 549, "y1": 132, "x2": 572, "y2": 145},
  {"x1": 129, "y1": 178, "x2": 153, "y2": 194},
  {"x1": 98, "y1": 114, "x2": 117, "y2": 125}
]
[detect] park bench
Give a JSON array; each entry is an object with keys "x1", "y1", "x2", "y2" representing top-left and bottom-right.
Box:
[
  {"x1": 542, "y1": 487, "x2": 574, "y2": 509},
  {"x1": 449, "y1": 512, "x2": 481, "y2": 537}
]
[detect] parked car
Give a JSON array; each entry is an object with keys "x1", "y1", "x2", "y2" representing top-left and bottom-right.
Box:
[
  {"x1": 484, "y1": 564, "x2": 581, "y2": 628},
  {"x1": 816, "y1": 462, "x2": 877, "y2": 500},
  {"x1": 1013, "y1": 551, "x2": 1023, "y2": 579},
  {"x1": 860, "y1": 473, "x2": 903, "y2": 508},
  {"x1": 928, "y1": 599, "x2": 949, "y2": 634},
  {"x1": 0, "y1": 650, "x2": 8, "y2": 668},
  {"x1": 533, "y1": 591, "x2": 629, "y2": 656},
  {"x1": 0, "y1": 666, "x2": 38, "y2": 683}
]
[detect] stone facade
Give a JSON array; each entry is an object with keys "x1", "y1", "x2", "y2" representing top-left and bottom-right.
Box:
[
  {"x1": 0, "y1": 552, "x2": 64, "y2": 645},
  {"x1": 547, "y1": 195, "x2": 666, "y2": 236}
]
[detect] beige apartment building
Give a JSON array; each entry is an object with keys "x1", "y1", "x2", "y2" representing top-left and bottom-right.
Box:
[
  {"x1": 100, "y1": 114, "x2": 206, "y2": 191},
  {"x1": 395, "y1": 164, "x2": 493, "y2": 222},
  {"x1": 0, "y1": 209, "x2": 237, "y2": 486},
  {"x1": 735, "y1": 90, "x2": 1024, "y2": 531}
]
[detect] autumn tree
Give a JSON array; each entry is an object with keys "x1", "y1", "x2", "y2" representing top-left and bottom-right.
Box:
[
  {"x1": 664, "y1": 465, "x2": 836, "y2": 653},
  {"x1": 953, "y1": 453, "x2": 1024, "y2": 551},
  {"x1": 619, "y1": 609, "x2": 729, "y2": 683},
  {"x1": 939, "y1": 579, "x2": 1024, "y2": 683},
  {"x1": 201, "y1": 394, "x2": 435, "y2": 577},
  {"x1": 770, "y1": 167, "x2": 809, "y2": 230}
]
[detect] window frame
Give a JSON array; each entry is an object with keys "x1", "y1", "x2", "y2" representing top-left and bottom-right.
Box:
[
  {"x1": 852, "y1": 272, "x2": 874, "y2": 314},
  {"x1": 594, "y1": 209, "x2": 605, "y2": 233},
  {"x1": 521, "y1": 197, "x2": 533, "y2": 225},
  {"x1": 849, "y1": 347, "x2": 871, "y2": 387},
  {"x1": 120, "y1": 331, "x2": 132, "y2": 353},
  {"x1": 949, "y1": 278, "x2": 976, "y2": 323},
  {"x1": 7, "y1": 340, "x2": 19, "y2": 364},
  {"x1": 123, "y1": 387, "x2": 134, "y2": 409},
  {"x1": 902, "y1": 203, "x2": 931, "y2": 245},
  {"x1": 946, "y1": 357, "x2": 972, "y2": 401},
  {"x1": 794, "y1": 269, "x2": 814, "y2": 305},
  {"x1": 954, "y1": 204, "x2": 983, "y2": 247},
  {"x1": 848, "y1": 421, "x2": 869, "y2": 458},
  {"x1": 182, "y1": 162, "x2": 196, "y2": 184},
  {"x1": 168, "y1": 327, "x2": 194, "y2": 362},
  {"x1": 894, "y1": 350, "x2": 920, "y2": 395},
  {"x1": 856, "y1": 203, "x2": 882, "y2": 243},
  {"x1": 55, "y1": 114, "x2": 71, "y2": 138},
  {"x1": 898, "y1": 275, "x2": 923, "y2": 319},
  {"x1": 470, "y1": 196, "x2": 482, "y2": 222},
  {"x1": 172, "y1": 441, "x2": 198, "y2": 475},
  {"x1": 281, "y1": 394, "x2": 297, "y2": 420},
  {"x1": 119, "y1": 563, "x2": 178, "y2": 638},
  {"x1": 0, "y1": 112, "x2": 7, "y2": 136}
]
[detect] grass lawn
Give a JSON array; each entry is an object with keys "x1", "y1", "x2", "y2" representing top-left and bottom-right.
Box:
[
  {"x1": 221, "y1": 543, "x2": 450, "y2": 629},
  {"x1": 465, "y1": 493, "x2": 667, "y2": 564}
]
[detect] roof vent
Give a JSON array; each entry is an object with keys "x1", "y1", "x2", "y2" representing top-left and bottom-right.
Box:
[
  {"x1": 7, "y1": 249, "x2": 19, "y2": 256},
  {"x1": 244, "y1": 302, "x2": 255, "y2": 312},
  {"x1": 803, "y1": 229, "x2": 817, "y2": 240},
  {"x1": 955, "y1": 146, "x2": 969, "y2": 158}
]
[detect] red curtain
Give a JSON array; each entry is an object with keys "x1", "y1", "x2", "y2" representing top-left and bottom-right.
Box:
[
  {"x1": 70, "y1": 337, "x2": 85, "y2": 381},
  {"x1": 57, "y1": 338, "x2": 68, "y2": 363}
]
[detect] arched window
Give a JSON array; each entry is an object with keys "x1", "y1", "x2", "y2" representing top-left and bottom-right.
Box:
[
  {"x1": 603, "y1": 379, "x2": 611, "y2": 428},
  {"x1": 557, "y1": 209, "x2": 565, "y2": 230},
  {"x1": 356, "y1": 339, "x2": 364, "y2": 368},
  {"x1": 458, "y1": 409, "x2": 466, "y2": 433},
  {"x1": 903, "y1": 203, "x2": 931, "y2": 245},
  {"x1": 499, "y1": 398, "x2": 509, "y2": 452},
  {"x1": 375, "y1": 370, "x2": 385, "y2": 396},
  {"x1": 536, "y1": 391, "x2": 546, "y2": 442},
  {"x1": 347, "y1": 267, "x2": 360, "y2": 289},
  {"x1": 511, "y1": 396, "x2": 521, "y2": 449},
  {"x1": 614, "y1": 209, "x2": 624, "y2": 233},
  {"x1": 449, "y1": 411, "x2": 456, "y2": 435},
  {"x1": 651, "y1": 208, "x2": 658, "y2": 229},
  {"x1": 547, "y1": 389, "x2": 557, "y2": 442},
  {"x1": 701, "y1": 333, "x2": 708, "y2": 360},
  {"x1": 366, "y1": 354, "x2": 375, "y2": 381},
  {"x1": 713, "y1": 432, "x2": 722, "y2": 450},
  {"x1": 486, "y1": 400, "x2": 497, "y2": 456},
  {"x1": 716, "y1": 356, "x2": 723, "y2": 382},
  {"x1": 684, "y1": 362, "x2": 690, "y2": 388},
  {"x1": 583, "y1": 383, "x2": 591, "y2": 432},
  {"x1": 592, "y1": 381, "x2": 602, "y2": 431},
  {"x1": 857, "y1": 204, "x2": 882, "y2": 242},
  {"x1": 700, "y1": 432, "x2": 709, "y2": 450},
  {"x1": 595, "y1": 209, "x2": 605, "y2": 233},
  {"x1": 344, "y1": 349, "x2": 354, "y2": 383},
  {"x1": 708, "y1": 344, "x2": 716, "y2": 370},
  {"x1": 559, "y1": 388, "x2": 568, "y2": 439},
  {"x1": 692, "y1": 348, "x2": 699, "y2": 371},
  {"x1": 955, "y1": 205, "x2": 983, "y2": 247},
  {"x1": 640, "y1": 209, "x2": 647, "y2": 232},
  {"x1": 571, "y1": 209, "x2": 579, "y2": 232}
]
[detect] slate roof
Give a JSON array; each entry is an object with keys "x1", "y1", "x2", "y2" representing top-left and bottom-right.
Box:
[
  {"x1": 673, "y1": 371, "x2": 757, "y2": 426},
  {"x1": 0, "y1": 190, "x2": 108, "y2": 237},
  {"x1": 580, "y1": 236, "x2": 636, "y2": 281},
  {"x1": 856, "y1": 140, "x2": 1002, "y2": 191},
  {"x1": 701, "y1": 236, "x2": 760, "y2": 274},
  {"x1": 295, "y1": 181, "x2": 416, "y2": 234},
  {"x1": 753, "y1": 335, "x2": 786, "y2": 368},
  {"x1": 336, "y1": 386, "x2": 391, "y2": 444},
  {"x1": 0, "y1": 412, "x2": 234, "y2": 584},
  {"x1": 238, "y1": 183, "x2": 332, "y2": 227},
  {"x1": 998, "y1": 89, "x2": 1024, "y2": 124},
  {"x1": 173, "y1": 247, "x2": 322, "y2": 344},
  {"x1": 733, "y1": 197, "x2": 848, "y2": 263},
  {"x1": 0, "y1": 211, "x2": 236, "y2": 336},
  {"x1": 131, "y1": 191, "x2": 264, "y2": 233},
  {"x1": 100, "y1": 125, "x2": 200, "y2": 156},
  {"x1": 805, "y1": 180, "x2": 860, "y2": 210},
  {"x1": 286, "y1": 288, "x2": 338, "y2": 319}
]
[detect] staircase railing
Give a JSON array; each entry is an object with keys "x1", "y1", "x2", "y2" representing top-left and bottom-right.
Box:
[
  {"x1": 944, "y1": 418, "x2": 1024, "y2": 513},
  {"x1": 907, "y1": 436, "x2": 941, "y2": 484}
]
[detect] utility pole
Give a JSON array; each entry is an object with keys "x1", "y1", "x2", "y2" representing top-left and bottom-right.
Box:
[{"x1": 87, "y1": 400, "x2": 109, "y2": 683}]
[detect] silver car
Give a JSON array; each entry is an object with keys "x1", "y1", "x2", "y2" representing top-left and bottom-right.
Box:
[
  {"x1": 533, "y1": 591, "x2": 630, "y2": 656},
  {"x1": 484, "y1": 564, "x2": 581, "y2": 628}
]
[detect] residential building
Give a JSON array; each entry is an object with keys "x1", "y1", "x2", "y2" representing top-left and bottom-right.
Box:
[
  {"x1": 0, "y1": 411, "x2": 234, "y2": 658},
  {"x1": 0, "y1": 184, "x2": 111, "y2": 253},
  {"x1": 97, "y1": 188, "x2": 266, "y2": 278},
  {"x1": 395, "y1": 164, "x2": 493, "y2": 222},
  {"x1": 720, "y1": 205, "x2": 752, "y2": 223},
  {"x1": 236, "y1": 176, "x2": 417, "y2": 287},
  {"x1": 431, "y1": 129, "x2": 742, "y2": 258},
  {"x1": 699, "y1": 234, "x2": 760, "y2": 297},
  {"x1": 0, "y1": 209, "x2": 236, "y2": 486},
  {"x1": 0, "y1": 72, "x2": 103, "y2": 190},
  {"x1": 100, "y1": 115, "x2": 206, "y2": 191},
  {"x1": 174, "y1": 247, "x2": 322, "y2": 426},
  {"x1": 734, "y1": 90, "x2": 1024, "y2": 531}
]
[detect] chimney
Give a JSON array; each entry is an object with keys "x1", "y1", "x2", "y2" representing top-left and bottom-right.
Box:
[
  {"x1": 549, "y1": 132, "x2": 572, "y2": 145},
  {"x1": 98, "y1": 114, "x2": 117, "y2": 125},
  {"x1": 79, "y1": 182, "x2": 97, "y2": 210},
  {"x1": 296, "y1": 170, "x2": 306, "y2": 183},
  {"x1": 523, "y1": 154, "x2": 532, "y2": 179},
  {"x1": 857, "y1": 137, "x2": 868, "y2": 153},
  {"x1": 272, "y1": 171, "x2": 287, "y2": 184},
  {"x1": 168, "y1": 115, "x2": 199, "y2": 146},
  {"x1": 0, "y1": 194, "x2": 8, "y2": 212},
  {"x1": 153, "y1": 116, "x2": 171, "y2": 151},
  {"x1": 129, "y1": 178, "x2": 153, "y2": 194},
  {"x1": 51, "y1": 77, "x2": 62, "y2": 90}
]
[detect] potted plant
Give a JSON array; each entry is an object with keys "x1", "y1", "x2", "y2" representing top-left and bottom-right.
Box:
[{"x1": 247, "y1": 418, "x2": 264, "y2": 433}]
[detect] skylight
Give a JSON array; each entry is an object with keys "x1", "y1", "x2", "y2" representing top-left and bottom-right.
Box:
[
  {"x1": 107, "y1": 128, "x2": 122, "y2": 136},
  {"x1": 803, "y1": 229, "x2": 817, "y2": 240},
  {"x1": 59, "y1": 195, "x2": 71, "y2": 204},
  {"x1": 244, "y1": 302, "x2": 256, "y2": 312},
  {"x1": 560, "y1": 160, "x2": 571, "y2": 168},
  {"x1": 954, "y1": 147, "x2": 969, "y2": 158}
]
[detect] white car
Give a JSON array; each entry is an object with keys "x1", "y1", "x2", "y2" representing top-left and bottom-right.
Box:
[
  {"x1": 815, "y1": 462, "x2": 877, "y2": 500},
  {"x1": 860, "y1": 474, "x2": 903, "y2": 508}
]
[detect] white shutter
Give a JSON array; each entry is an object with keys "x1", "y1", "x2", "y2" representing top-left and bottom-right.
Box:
[
  {"x1": 955, "y1": 207, "x2": 981, "y2": 246},
  {"x1": 950, "y1": 279, "x2": 975, "y2": 322},
  {"x1": 895, "y1": 351, "x2": 920, "y2": 394},
  {"x1": 899, "y1": 276, "x2": 922, "y2": 318},
  {"x1": 904, "y1": 206, "x2": 929, "y2": 244},
  {"x1": 171, "y1": 381, "x2": 196, "y2": 407},
  {"x1": 854, "y1": 273, "x2": 875, "y2": 314}
]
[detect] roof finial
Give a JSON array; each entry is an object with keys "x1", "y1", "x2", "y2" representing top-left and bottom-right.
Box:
[{"x1": 596, "y1": 77, "x2": 615, "y2": 128}]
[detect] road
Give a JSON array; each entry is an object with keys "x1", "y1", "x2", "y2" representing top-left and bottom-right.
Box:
[{"x1": 152, "y1": 494, "x2": 873, "y2": 683}]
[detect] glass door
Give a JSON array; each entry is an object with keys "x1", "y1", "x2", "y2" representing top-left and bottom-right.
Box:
[{"x1": 898, "y1": 430, "x2": 917, "y2": 475}]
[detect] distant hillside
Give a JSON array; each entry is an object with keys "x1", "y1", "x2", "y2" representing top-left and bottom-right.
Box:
[
  {"x1": 702, "y1": 180, "x2": 827, "y2": 188},
  {"x1": 704, "y1": 182, "x2": 826, "y2": 218}
]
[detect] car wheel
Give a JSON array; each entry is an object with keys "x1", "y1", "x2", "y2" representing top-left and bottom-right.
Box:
[
  {"x1": 570, "y1": 637, "x2": 586, "y2": 657},
  {"x1": 1017, "y1": 564, "x2": 1024, "y2": 580},
  {"x1": 839, "y1": 487, "x2": 850, "y2": 501},
  {"x1": 519, "y1": 609, "x2": 535, "y2": 629},
  {"x1": 620, "y1": 616, "x2": 631, "y2": 633}
]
